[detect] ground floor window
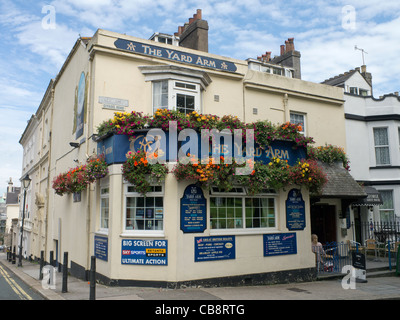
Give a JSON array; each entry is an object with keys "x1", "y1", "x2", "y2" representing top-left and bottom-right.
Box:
[
  {"x1": 100, "y1": 186, "x2": 109, "y2": 230},
  {"x1": 125, "y1": 185, "x2": 164, "y2": 232},
  {"x1": 378, "y1": 189, "x2": 394, "y2": 221},
  {"x1": 210, "y1": 187, "x2": 276, "y2": 230}
]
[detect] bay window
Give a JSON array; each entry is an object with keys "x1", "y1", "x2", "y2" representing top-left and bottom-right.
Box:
[
  {"x1": 124, "y1": 184, "x2": 164, "y2": 234},
  {"x1": 210, "y1": 187, "x2": 277, "y2": 232}
]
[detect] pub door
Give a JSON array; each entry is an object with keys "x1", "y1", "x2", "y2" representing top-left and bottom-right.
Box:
[{"x1": 311, "y1": 204, "x2": 337, "y2": 244}]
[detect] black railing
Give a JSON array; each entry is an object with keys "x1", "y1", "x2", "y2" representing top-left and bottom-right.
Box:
[{"x1": 360, "y1": 221, "x2": 400, "y2": 244}]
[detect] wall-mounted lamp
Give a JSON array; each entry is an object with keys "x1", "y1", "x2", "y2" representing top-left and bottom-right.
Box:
[{"x1": 69, "y1": 142, "x2": 80, "y2": 148}]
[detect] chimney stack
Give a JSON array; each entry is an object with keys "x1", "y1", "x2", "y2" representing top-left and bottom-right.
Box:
[
  {"x1": 175, "y1": 9, "x2": 208, "y2": 52},
  {"x1": 271, "y1": 38, "x2": 301, "y2": 79},
  {"x1": 360, "y1": 64, "x2": 373, "y2": 88},
  {"x1": 7, "y1": 177, "x2": 13, "y2": 193}
]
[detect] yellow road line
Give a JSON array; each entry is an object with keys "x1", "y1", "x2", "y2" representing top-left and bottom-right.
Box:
[{"x1": 0, "y1": 265, "x2": 33, "y2": 300}]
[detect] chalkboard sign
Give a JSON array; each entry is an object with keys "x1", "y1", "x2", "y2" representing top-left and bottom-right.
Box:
[
  {"x1": 195, "y1": 236, "x2": 236, "y2": 262},
  {"x1": 286, "y1": 189, "x2": 306, "y2": 230},
  {"x1": 180, "y1": 184, "x2": 207, "y2": 233},
  {"x1": 352, "y1": 251, "x2": 366, "y2": 270},
  {"x1": 263, "y1": 233, "x2": 297, "y2": 256}
]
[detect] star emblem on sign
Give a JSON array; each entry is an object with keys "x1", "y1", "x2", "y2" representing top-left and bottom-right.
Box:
[
  {"x1": 221, "y1": 62, "x2": 228, "y2": 70},
  {"x1": 127, "y1": 42, "x2": 136, "y2": 51}
]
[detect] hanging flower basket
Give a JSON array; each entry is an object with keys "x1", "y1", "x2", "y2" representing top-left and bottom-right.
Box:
[
  {"x1": 121, "y1": 150, "x2": 168, "y2": 195},
  {"x1": 52, "y1": 154, "x2": 109, "y2": 196}
]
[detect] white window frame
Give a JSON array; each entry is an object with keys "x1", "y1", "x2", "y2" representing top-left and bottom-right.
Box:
[
  {"x1": 378, "y1": 190, "x2": 395, "y2": 222},
  {"x1": 290, "y1": 111, "x2": 306, "y2": 136},
  {"x1": 209, "y1": 187, "x2": 278, "y2": 236},
  {"x1": 152, "y1": 79, "x2": 201, "y2": 114},
  {"x1": 373, "y1": 127, "x2": 391, "y2": 166},
  {"x1": 122, "y1": 183, "x2": 165, "y2": 237},
  {"x1": 99, "y1": 185, "x2": 110, "y2": 232}
]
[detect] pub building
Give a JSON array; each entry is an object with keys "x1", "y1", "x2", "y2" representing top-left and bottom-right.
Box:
[{"x1": 19, "y1": 10, "x2": 365, "y2": 286}]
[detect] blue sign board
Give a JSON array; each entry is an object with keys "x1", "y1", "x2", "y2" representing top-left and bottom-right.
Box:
[
  {"x1": 286, "y1": 188, "x2": 306, "y2": 230},
  {"x1": 94, "y1": 235, "x2": 108, "y2": 261},
  {"x1": 114, "y1": 39, "x2": 237, "y2": 73},
  {"x1": 181, "y1": 184, "x2": 207, "y2": 233},
  {"x1": 263, "y1": 233, "x2": 297, "y2": 257},
  {"x1": 194, "y1": 236, "x2": 235, "y2": 262},
  {"x1": 121, "y1": 239, "x2": 168, "y2": 265},
  {"x1": 97, "y1": 132, "x2": 306, "y2": 166}
]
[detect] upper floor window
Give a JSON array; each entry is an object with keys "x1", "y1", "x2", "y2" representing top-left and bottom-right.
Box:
[
  {"x1": 373, "y1": 127, "x2": 390, "y2": 165},
  {"x1": 140, "y1": 65, "x2": 211, "y2": 115},
  {"x1": 152, "y1": 80, "x2": 200, "y2": 115},
  {"x1": 290, "y1": 112, "x2": 306, "y2": 135}
]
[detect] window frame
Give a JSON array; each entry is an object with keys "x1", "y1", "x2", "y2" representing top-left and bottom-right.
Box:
[
  {"x1": 152, "y1": 79, "x2": 201, "y2": 114},
  {"x1": 290, "y1": 111, "x2": 306, "y2": 136},
  {"x1": 99, "y1": 185, "x2": 110, "y2": 232},
  {"x1": 373, "y1": 127, "x2": 391, "y2": 166},
  {"x1": 123, "y1": 183, "x2": 165, "y2": 237},
  {"x1": 209, "y1": 187, "x2": 278, "y2": 235},
  {"x1": 378, "y1": 189, "x2": 395, "y2": 222}
]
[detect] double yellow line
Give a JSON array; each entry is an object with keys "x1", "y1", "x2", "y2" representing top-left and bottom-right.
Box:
[{"x1": 0, "y1": 265, "x2": 33, "y2": 300}]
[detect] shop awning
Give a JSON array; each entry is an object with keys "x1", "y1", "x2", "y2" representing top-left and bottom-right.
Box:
[
  {"x1": 315, "y1": 162, "x2": 367, "y2": 200},
  {"x1": 351, "y1": 186, "x2": 383, "y2": 206}
]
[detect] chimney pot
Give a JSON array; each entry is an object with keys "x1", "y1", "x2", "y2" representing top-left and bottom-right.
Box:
[
  {"x1": 361, "y1": 65, "x2": 367, "y2": 73},
  {"x1": 280, "y1": 45, "x2": 285, "y2": 55}
]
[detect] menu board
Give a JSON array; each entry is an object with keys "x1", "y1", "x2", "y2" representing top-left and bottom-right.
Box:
[
  {"x1": 94, "y1": 235, "x2": 108, "y2": 261},
  {"x1": 180, "y1": 184, "x2": 207, "y2": 233},
  {"x1": 286, "y1": 189, "x2": 306, "y2": 230},
  {"x1": 263, "y1": 233, "x2": 297, "y2": 257},
  {"x1": 194, "y1": 236, "x2": 236, "y2": 262}
]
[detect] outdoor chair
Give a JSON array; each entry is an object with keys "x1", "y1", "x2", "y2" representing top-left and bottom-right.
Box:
[
  {"x1": 384, "y1": 241, "x2": 400, "y2": 258},
  {"x1": 346, "y1": 240, "x2": 364, "y2": 255},
  {"x1": 364, "y1": 239, "x2": 384, "y2": 258}
]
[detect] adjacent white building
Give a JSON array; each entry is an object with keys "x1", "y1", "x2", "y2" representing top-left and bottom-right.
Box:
[{"x1": 322, "y1": 66, "x2": 400, "y2": 242}]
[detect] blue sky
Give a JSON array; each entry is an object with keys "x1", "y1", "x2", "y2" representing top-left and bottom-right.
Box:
[{"x1": 1, "y1": 0, "x2": 399, "y2": 194}]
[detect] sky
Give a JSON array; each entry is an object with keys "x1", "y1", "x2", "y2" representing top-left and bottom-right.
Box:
[{"x1": 0, "y1": 0, "x2": 399, "y2": 195}]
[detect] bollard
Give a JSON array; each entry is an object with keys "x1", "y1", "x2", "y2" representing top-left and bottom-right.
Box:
[
  {"x1": 50, "y1": 251, "x2": 54, "y2": 267},
  {"x1": 396, "y1": 243, "x2": 400, "y2": 276},
  {"x1": 89, "y1": 256, "x2": 96, "y2": 300},
  {"x1": 62, "y1": 252, "x2": 68, "y2": 293},
  {"x1": 388, "y1": 240, "x2": 392, "y2": 271},
  {"x1": 12, "y1": 246, "x2": 16, "y2": 264},
  {"x1": 39, "y1": 251, "x2": 44, "y2": 280}
]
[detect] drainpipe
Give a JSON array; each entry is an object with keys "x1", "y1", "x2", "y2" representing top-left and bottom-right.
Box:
[
  {"x1": 44, "y1": 87, "x2": 55, "y2": 262},
  {"x1": 283, "y1": 93, "x2": 289, "y2": 122},
  {"x1": 85, "y1": 46, "x2": 93, "y2": 274}
]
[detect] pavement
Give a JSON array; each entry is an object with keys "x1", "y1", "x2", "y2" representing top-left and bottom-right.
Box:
[{"x1": 1, "y1": 252, "x2": 399, "y2": 301}]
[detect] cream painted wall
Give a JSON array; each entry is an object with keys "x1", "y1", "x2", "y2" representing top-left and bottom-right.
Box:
[{"x1": 38, "y1": 28, "x2": 346, "y2": 282}]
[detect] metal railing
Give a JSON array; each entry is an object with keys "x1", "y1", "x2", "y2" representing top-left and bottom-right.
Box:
[
  {"x1": 360, "y1": 221, "x2": 400, "y2": 244},
  {"x1": 315, "y1": 241, "x2": 353, "y2": 275}
]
